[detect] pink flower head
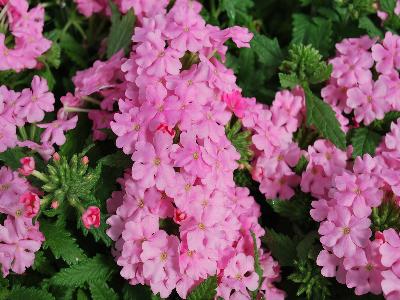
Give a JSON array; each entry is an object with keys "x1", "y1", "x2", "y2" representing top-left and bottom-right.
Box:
[
  {"x1": 0, "y1": 216, "x2": 44, "y2": 277},
  {"x1": 221, "y1": 91, "x2": 255, "y2": 118},
  {"x1": 319, "y1": 207, "x2": 371, "y2": 258},
  {"x1": 0, "y1": 118, "x2": 17, "y2": 153},
  {"x1": 19, "y1": 191, "x2": 40, "y2": 218},
  {"x1": 346, "y1": 77, "x2": 389, "y2": 125},
  {"x1": 379, "y1": 229, "x2": 400, "y2": 268},
  {"x1": 140, "y1": 230, "x2": 179, "y2": 298},
  {"x1": 18, "y1": 76, "x2": 55, "y2": 123},
  {"x1": 38, "y1": 115, "x2": 78, "y2": 146},
  {"x1": 218, "y1": 253, "x2": 259, "y2": 299},
  {"x1": 131, "y1": 132, "x2": 175, "y2": 190},
  {"x1": 82, "y1": 206, "x2": 101, "y2": 229},
  {"x1": 330, "y1": 171, "x2": 383, "y2": 218},
  {"x1": 371, "y1": 31, "x2": 400, "y2": 75},
  {"x1": 18, "y1": 157, "x2": 35, "y2": 176}
]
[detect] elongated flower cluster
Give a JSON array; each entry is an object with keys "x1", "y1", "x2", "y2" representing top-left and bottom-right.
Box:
[
  {"x1": 0, "y1": 0, "x2": 51, "y2": 72},
  {"x1": 103, "y1": 1, "x2": 283, "y2": 298},
  {"x1": 73, "y1": 0, "x2": 169, "y2": 21},
  {"x1": 323, "y1": 33, "x2": 400, "y2": 125},
  {"x1": 0, "y1": 166, "x2": 44, "y2": 277}
]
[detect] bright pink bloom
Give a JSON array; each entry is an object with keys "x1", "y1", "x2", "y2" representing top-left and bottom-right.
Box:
[
  {"x1": 371, "y1": 32, "x2": 400, "y2": 75},
  {"x1": 18, "y1": 157, "x2": 35, "y2": 176},
  {"x1": 19, "y1": 192, "x2": 40, "y2": 218},
  {"x1": 222, "y1": 91, "x2": 255, "y2": 118},
  {"x1": 38, "y1": 115, "x2": 78, "y2": 146},
  {"x1": 0, "y1": 118, "x2": 17, "y2": 153},
  {"x1": 82, "y1": 206, "x2": 101, "y2": 229}
]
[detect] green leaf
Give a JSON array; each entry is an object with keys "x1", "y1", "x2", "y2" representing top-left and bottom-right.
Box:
[
  {"x1": 369, "y1": 111, "x2": 400, "y2": 133},
  {"x1": 350, "y1": 127, "x2": 381, "y2": 158},
  {"x1": 251, "y1": 33, "x2": 283, "y2": 68},
  {"x1": 358, "y1": 17, "x2": 383, "y2": 38},
  {"x1": 294, "y1": 155, "x2": 309, "y2": 175},
  {"x1": 296, "y1": 231, "x2": 318, "y2": 260},
  {"x1": 221, "y1": 0, "x2": 253, "y2": 24},
  {"x1": 263, "y1": 229, "x2": 296, "y2": 267},
  {"x1": 292, "y1": 14, "x2": 332, "y2": 56},
  {"x1": 40, "y1": 219, "x2": 86, "y2": 265},
  {"x1": 98, "y1": 152, "x2": 131, "y2": 170},
  {"x1": 279, "y1": 73, "x2": 300, "y2": 89},
  {"x1": 107, "y1": 2, "x2": 136, "y2": 58},
  {"x1": 0, "y1": 147, "x2": 25, "y2": 169},
  {"x1": 280, "y1": 44, "x2": 332, "y2": 86},
  {"x1": 268, "y1": 194, "x2": 310, "y2": 223},
  {"x1": 380, "y1": 0, "x2": 396, "y2": 13},
  {"x1": 187, "y1": 276, "x2": 217, "y2": 300},
  {"x1": 50, "y1": 255, "x2": 116, "y2": 287},
  {"x1": 305, "y1": 89, "x2": 346, "y2": 150},
  {"x1": 122, "y1": 284, "x2": 154, "y2": 300},
  {"x1": 60, "y1": 32, "x2": 87, "y2": 68},
  {"x1": 89, "y1": 281, "x2": 118, "y2": 300},
  {"x1": 39, "y1": 43, "x2": 61, "y2": 69},
  {"x1": 8, "y1": 287, "x2": 55, "y2": 300},
  {"x1": 250, "y1": 231, "x2": 263, "y2": 299},
  {"x1": 225, "y1": 118, "x2": 253, "y2": 164},
  {"x1": 60, "y1": 117, "x2": 91, "y2": 158}
]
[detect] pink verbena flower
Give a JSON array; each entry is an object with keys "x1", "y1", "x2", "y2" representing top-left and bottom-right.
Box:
[
  {"x1": 140, "y1": 230, "x2": 179, "y2": 298},
  {"x1": 330, "y1": 171, "x2": 383, "y2": 218},
  {"x1": 18, "y1": 76, "x2": 55, "y2": 123},
  {"x1": 0, "y1": 118, "x2": 17, "y2": 153},
  {"x1": 131, "y1": 132, "x2": 175, "y2": 190},
  {"x1": 38, "y1": 115, "x2": 78, "y2": 146},
  {"x1": 19, "y1": 191, "x2": 40, "y2": 218},
  {"x1": 319, "y1": 207, "x2": 371, "y2": 258},
  {"x1": 371, "y1": 31, "x2": 400, "y2": 75},
  {"x1": 0, "y1": 216, "x2": 44, "y2": 277}
]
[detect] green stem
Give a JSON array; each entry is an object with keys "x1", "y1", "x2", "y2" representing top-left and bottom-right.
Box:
[
  {"x1": 82, "y1": 96, "x2": 101, "y2": 105},
  {"x1": 64, "y1": 106, "x2": 92, "y2": 113},
  {"x1": 32, "y1": 170, "x2": 49, "y2": 182},
  {"x1": 29, "y1": 124, "x2": 37, "y2": 141},
  {"x1": 18, "y1": 126, "x2": 28, "y2": 141}
]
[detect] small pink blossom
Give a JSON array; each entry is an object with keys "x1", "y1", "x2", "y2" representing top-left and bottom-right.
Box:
[
  {"x1": 18, "y1": 157, "x2": 35, "y2": 176},
  {"x1": 19, "y1": 192, "x2": 40, "y2": 218},
  {"x1": 82, "y1": 206, "x2": 101, "y2": 229}
]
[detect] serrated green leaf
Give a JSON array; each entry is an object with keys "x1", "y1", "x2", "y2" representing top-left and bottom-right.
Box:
[
  {"x1": 250, "y1": 231, "x2": 263, "y2": 300},
  {"x1": 292, "y1": 14, "x2": 332, "y2": 56},
  {"x1": 0, "y1": 147, "x2": 25, "y2": 169},
  {"x1": 107, "y1": 3, "x2": 135, "y2": 58},
  {"x1": 305, "y1": 89, "x2": 346, "y2": 150},
  {"x1": 40, "y1": 219, "x2": 86, "y2": 265},
  {"x1": 268, "y1": 194, "x2": 311, "y2": 223},
  {"x1": 380, "y1": 0, "x2": 397, "y2": 13},
  {"x1": 8, "y1": 287, "x2": 55, "y2": 300},
  {"x1": 60, "y1": 117, "x2": 91, "y2": 158},
  {"x1": 279, "y1": 73, "x2": 300, "y2": 89},
  {"x1": 221, "y1": 0, "x2": 253, "y2": 24},
  {"x1": 350, "y1": 127, "x2": 381, "y2": 158},
  {"x1": 358, "y1": 17, "x2": 383, "y2": 38},
  {"x1": 98, "y1": 152, "x2": 131, "y2": 170},
  {"x1": 251, "y1": 33, "x2": 283, "y2": 68},
  {"x1": 187, "y1": 276, "x2": 217, "y2": 300},
  {"x1": 60, "y1": 32, "x2": 87, "y2": 68},
  {"x1": 263, "y1": 229, "x2": 296, "y2": 267},
  {"x1": 50, "y1": 255, "x2": 116, "y2": 287},
  {"x1": 39, "y1": 43, "x2": 61, "y2": 69},
  {"x1": 296, "y1": 232, "x2": 318, "y2": 260},
  {"x1": 369, "y1": 111, "x2": 400, "y2": 133},
  {"x1": 89, "y1": 281, "x2": 118, "y2": 300}
]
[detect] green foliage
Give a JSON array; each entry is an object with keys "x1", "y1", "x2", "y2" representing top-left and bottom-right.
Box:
[
  {"x1": 251, "y1": 33, "x2": 283, "y2": 69},
  {"x1": 187, "y1": 276, "x2": 218, "y2": 300},
  {"x1": 267, "y1": 193, "x2": 311, "y2": 223},
  {"x1": 358, "y1": 16, "x2": 383, "y2": 38},
  {"x1": 40, "y1": 219, "x2": 86, "y2": 265},
  {"x1": 7, "y1": 287, "x2": 55, "y2": 300},
  {"x1": 226, "y1": 118, "x2": 253, "y2": 165},
  {"x1": 89, "y1": 281, "x2": 118, "y2": 300},
  {"x1": 304, "y1": 88, "x2": 347, "y2": 150},
  {"x1": 280, "y1": 44, "x2": 332, "y2": 87},
  {"x1": 250, "y1": 231, "x2": 263, "y2": 300},
  {"x1": 107, "y1": 2, "x2": 136, "y2": 58},
  {"x1": 220, "y1": 0, "x2": 254, "y2": 26},
  {"x1": 292, "y1": 14, "x2": 333, "y2": 56},
  {"x1": 0, "y1": 147, "x2": 26, "y2": 169},
  {"x1": 263, "y1": 229, "x2": 297, "y2": 267},
  {"x1": 372, "y1": 193, "x2": 400, "y2": 232},
  {"x1": 350, "y1": 127, "x2": 382, "y2": 158},
  {"x1": 50, "y1": 255, "x2": 116, "y2": 287},
  {"x1": 369, "y1": 111, "x2": 400, "y2": 134}
]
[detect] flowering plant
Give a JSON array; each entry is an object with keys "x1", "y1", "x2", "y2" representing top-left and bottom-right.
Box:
[{"x1": 1, "y1": 0, "x2": 400, "y2": 299}]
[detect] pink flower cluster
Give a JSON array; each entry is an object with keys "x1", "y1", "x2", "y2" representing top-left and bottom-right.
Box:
[
  {"x1": 322, "y1": 33, "x2": 400, "y2": 125},
  {"x1": 74, "y1": 0, "x2": 169, "y2": 21},
  {"x1": 0, "y1": 166, "x2": 44, "y2": 277},
  {"x1": 0, "y1": 75, "x2": 76, "y2": 160},
  {"x1": 104, "y1": 0, "x2": 283, "y2": 298},
  {"x1": 0, "y1": 0, "x2": 51, "y2": 72}
]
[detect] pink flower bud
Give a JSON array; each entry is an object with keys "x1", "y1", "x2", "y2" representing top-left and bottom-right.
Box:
[
  {"x1": 156, "y1": 124, "x2": 175, "y2": 137},
  {"x1": 173, "y1": 208, "x2": 187, "y2": 224},
  {"x1": 82, "y1": 156, "x2": 89, "y2": 165},
  {"x1": 19, "y1": 192, "x2": 40, "y2": 218},
  {"x1": 53, "y1": 152, "x2": 60, "y2": 161},
  {"x1": 18, "y1": 157, "x2": 35, "y2": 176},
  {"x1": 82, "y1": 206, "x2": 101, "y2": 229},
  {"x1": 51, "y1": 201, "x2": 59, "y2": 209}
]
